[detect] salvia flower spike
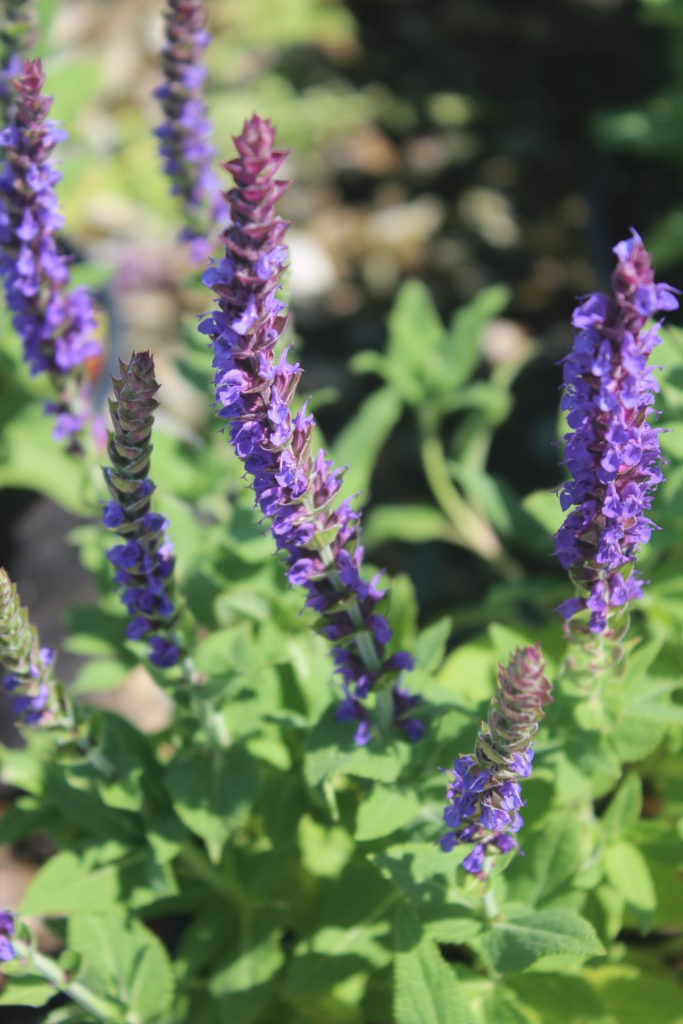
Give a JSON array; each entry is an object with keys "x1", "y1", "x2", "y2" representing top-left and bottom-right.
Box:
[
  {"x1": 440, "y1": 644, "x2": 551, "y2": 877},
  {"x1": 200, "y1": 115, "x2": 420, "y2": 745},
  {"x1": 0, "y1": 568, "x2": 59, "y2": 725},
  {"x1": 0, "y1": 58, "x2": 101, "y2": 447},
  {"x1": 0, "y1": 909, "x2": 15, "y2": 962},
  {"x1": 154, "y1": 0, "x2": 226, "y2": 262},
  {"x1": 103, "y1": 351, "x2": 182, "y2": 669},
  {"x1": 555, "y1": 229, "x2": 678, "y2": 635}
]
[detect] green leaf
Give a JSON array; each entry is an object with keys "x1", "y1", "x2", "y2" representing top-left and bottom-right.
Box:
[
  {"x1": 443, "y1": 284, "x2": 510, "y2": 389},
  {"x1": 602, "y1": 773, "x2": 643, "y2": 839},
  {"x1": 356, "y1": 784, "x2": 422, "y2": 841},
  {"x1": 520, "y1": 488, "x2": 564, "y2": 539},
  {"x1": 393, "y1": 903, "x2": 468, "y2": 1024},
  {"x1": 384, "y1": 280, "x2": 446, "y2": 402},
  {"x1": 19, "y1": 850, "x2": 122, "y2": 916},
  {"x1": 0, "y1": 401, "x2": 89, "y2": 514},
  {"x1": 0, "y1": 975, "x2": 57, "y2": 1007},
  {"x1": 506, "y1": 815, "x2": 586, "y2": 908},
  {"x1": 164, "y1": 745, "x2": 258, "y2": 863},
  {"x1": 69, "y1": 911, "x2": 175, "y2": 1023},
  {"x1": 604, "y1": 840, "x2": 657, "y2": 913},
  {"x1": 305, "y1": 706, "x2": 412, "y2": 786},
  {"x1": 332, "y1": 387, "x2": 403, "y2": 503},
  {"x1": 412, "y1": 617, "x2": 451, "y2": 673},
  {"x1": 209, "y1": 908, "x2": 285, "y2": 997},
  {"x1": 586, "y1": 964, "x2": 683, "y2": 1024},
  {"x1": 298, "y1": 815, "x2": 354, "y2": 878},
  {"x1": 364, "y1": 504, "x2": 455, "y2": 548},
  {"x1": 476, "y1": 908, "x2": 604, "y2": 973}
]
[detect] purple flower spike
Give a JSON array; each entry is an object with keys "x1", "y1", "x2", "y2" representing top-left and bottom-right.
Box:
[
  {"x1": 0, "y1": 909, "x2": 15, "y2": 961},
  {"x1": 154, "y1": 0, "x2": 227, "y2": 260},
  {"x1": 555, "y1": 230, "x2": 678, "y2": 634},
  {"x1": 102, "y1": 352, "x2": 182, "y2": 669},
  {"x1": 0, "y1": 58, "x2": 101, "y2": 449},
  {"x1": 200, "y1": 116, "x2": 418, "y2": 743},
  {"x1": 441, "y1": 645, "x2": 551, "y2": 877},
  {"x1": 0, "y1": 568, "x2": 58, "y2": 727}
]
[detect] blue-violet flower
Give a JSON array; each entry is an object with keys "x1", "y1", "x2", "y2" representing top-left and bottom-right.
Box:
[
  {"x1": 555, "y1": 229, "x2": 678, "y2": 634},
  {"x1": 0, "y1": 567, "x2": 57, "y2": 725},
  {"x1": 200, "y1": 115, "x2": 420, "y2": 744},
  {"x1": 440, "y1": 644, "x2": 551, "y2": 876},
  {"x1": 0, "y1": 909, "x2": 15, "y2": 961},
  {"x1": 0, "y1": 58, "x2": 100, "y2": 447},
  {"x1": 154, "y1": 0, "x2": 225, "y2": 262},
  {"x1": 103, "y1": 351, "x2": 181, "y2": 668}
]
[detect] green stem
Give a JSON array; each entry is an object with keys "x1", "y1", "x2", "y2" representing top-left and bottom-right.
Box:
[
  {"x1": 419, "y1": 429, "x2": 521, "y2": 580},
  {"x1": 178, "y1": 838, "x2": 249, "y2": 908},
  {"x1": 11, "y1": 939, "x2": 125, "y2": 1022}
]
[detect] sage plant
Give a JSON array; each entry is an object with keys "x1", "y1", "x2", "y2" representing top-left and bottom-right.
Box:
[
  {"x1": 555, "y1": 230, "x2": 678, "y2": 634},
  {"x1": 0, "y1": 59, "x2": 100, "y2": 447},
  {"x1": 200, "y1": 116, "x2": 420, "y2": 744},
  {"x1": 154, "y1": 0, "x2": 225, "y2": 261},
  {"x1": 0, "y1": 567, "x2": 58, "y2": 725},
  {"x1": 440, "y1": 644, "x2": 551, "y2": 876},
  {"x1": 103, "y1": 351, "x2": 181, "y2": 669}
]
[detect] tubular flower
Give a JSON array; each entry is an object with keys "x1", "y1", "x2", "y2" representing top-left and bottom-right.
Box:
[
  {"x1": 554, "y1": 230, "x2": 678, "y2": 634},
  {"x1": 440, "y1": 645, "x2": 551, "y2": 877},
  {"x1": 0, "y1": 0, "x2": 37, "y2": 121},
  {"x1": 103, "y1": 352, "x2": 181, "y2": 669},
  {"x1": 200, "y1": 115, "x2": 420, "y2": 744},
  {"x1": 0, "y1": 568, "x2": 57, "y2": 725},
  {"x1": 0, "y1": 909, "x2": 15, "y2": 961},
  {"x1": 154, "y1": 0, "x2": 225, "y2": 262},
  {"x1": 0, "y1": 59, "x2": 100, "y2": 447}
]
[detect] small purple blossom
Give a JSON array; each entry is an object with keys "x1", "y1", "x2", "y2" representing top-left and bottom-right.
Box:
[
  {"x1": 0, "y1": 59, "x2": 101, "y2": 448},
  {"x1": 200, "y1": 116, "x2": 419, "y2": 743},
  {"x1": 102, "y1": 352, "x2": 181, "y2": 669},
  {"x1": 0, "y1": 909, "x2": 15, "y2": 961},
  {"x1": 154, "y1": 0, "x2": 226, "y2": 260},
  {"x1": 0, "y1": 568, "x2": 57, "y2": 726},
  {"x1": 555, "y1": 230, "x2": 678, "y2": 634},
  {"x1": 440, "y1": 645, "x2": 551, "y2": 877}
]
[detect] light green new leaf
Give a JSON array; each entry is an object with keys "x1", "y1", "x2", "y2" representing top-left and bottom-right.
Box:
[
  {"x1": 0, "y1": 975, "x2": 57, "y2": 1008},
  {"x1": 442, "y1": 284, "x2": 510, "y2": 390},
  {"x1": 364, "y1": 504, "x2": 455, "y2": 548},
  {"x1": 601, "y1": 773, "x2": 643, "y2": 839},
  {"x1": 69, "y1": 911, "x2": 175, "y2": 1024},
  {"x1": 393, "y1": 903, "x2": 468, "y2": 1024},
  {"x1": 476, "y1": 907, "x2": 604, "y2": 973},
  {"x1": 355, "y1": 784, "x2": 422, "y2": 841},
  {"x1": 332, "y1": 386, "x2": 403, "y2": 503},
  {"x1": 19, "y1": 850, "x2": 122, "y2": 916}
]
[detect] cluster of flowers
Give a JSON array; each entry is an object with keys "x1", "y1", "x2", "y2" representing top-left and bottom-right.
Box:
[
  {"x1": 440, "y1": 645, "x2": 552, "y2": 875},
  {"x1": 0, "y1": 59, "x2": 100, "y2": 445},
  {"x1": 0, "y1": 567, "x2": 55, "y2": 725},
  {"x1": 0, "y1": 909, "x2": 14, "y2": 961},
  {"x1": 102, "y1": 352, "x2": 181, "y2": 669},
  {"x1": 555, "y1": 230, "x2": 678, "y2": 633},
  {"x1": 199, "y1": 115, "x2": 421, "y2": 745},
  {"x1": 154, "y1": 0, "x2": 225, "y2": 261}
]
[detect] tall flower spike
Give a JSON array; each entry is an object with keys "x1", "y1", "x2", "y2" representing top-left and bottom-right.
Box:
[
  {"x1": 0, "y1": 59, "x2": 101, "y2": 448},
  {"x1": 200, "y1": 116, "x2": 420, "y2": 745},
  {"x1": 0, "y1": 0, "x2": 37, "y2": 121},
  {"x1": 440, "y1": 644, "x2": 551, "y2": 877},
  {"x1": 103, "y1": 351, "x2": 181, "y2": 669},
  {"x1": 0, "y1": 909, "x2": 15, "y2": 961},
  {"x1": 554, "y1": 230, "x2": 678, "y2": 635},
  {"x1": 0, "y1": 568, "x2": 59, "y2": 725},
  {"x1": 154, "y1": 0, "x2": 226, "y2": 262}
]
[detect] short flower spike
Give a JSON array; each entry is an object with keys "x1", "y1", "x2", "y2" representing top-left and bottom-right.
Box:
[{"x1": 441, "y1": 645, "x2": 551, "y2": 877}]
